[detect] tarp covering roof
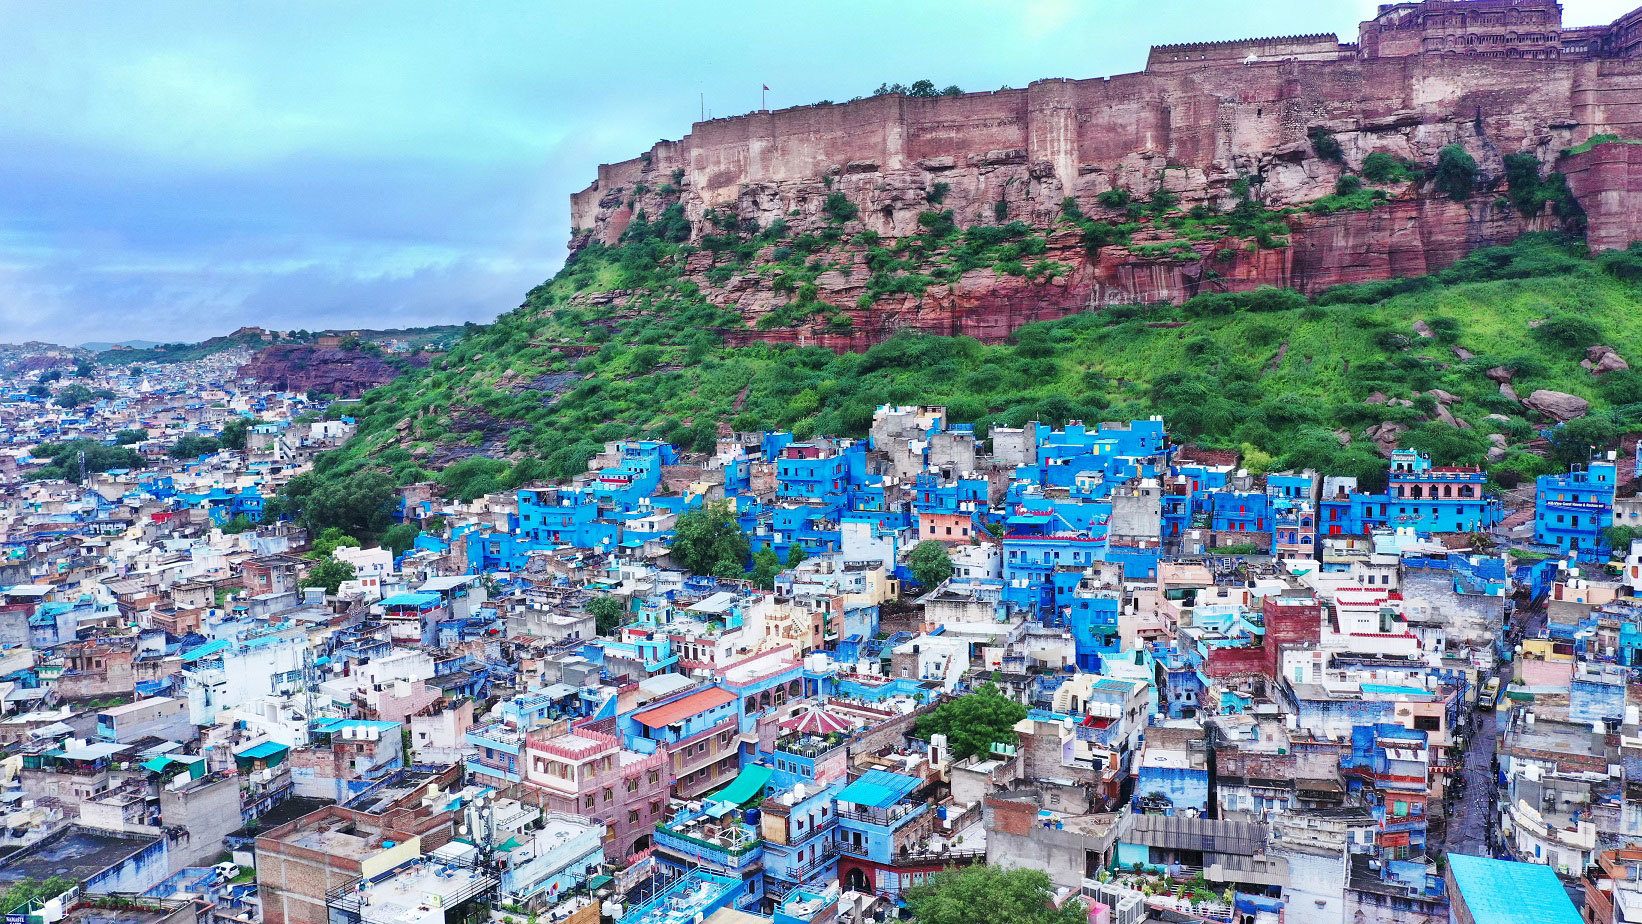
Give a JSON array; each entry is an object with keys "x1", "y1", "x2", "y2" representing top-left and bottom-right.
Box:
[
  {"x1": 708, "y1": 764, "x2": 773, "y2": 807},
  {"x1": 836, "y1": 769, "x2": 920, "y2": 809}
]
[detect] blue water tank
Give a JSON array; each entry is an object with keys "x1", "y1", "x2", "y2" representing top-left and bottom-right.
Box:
[{"x1": 744, "y1": 808, "x2": 761, "y2": 826}]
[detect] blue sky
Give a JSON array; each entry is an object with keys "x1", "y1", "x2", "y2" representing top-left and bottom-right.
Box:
[{"x1": 3, "y1": 0, "x2": 1637, "y2": 344}]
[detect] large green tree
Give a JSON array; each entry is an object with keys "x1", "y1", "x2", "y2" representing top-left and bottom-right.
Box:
[
  {"x1": 587, "y1": 595, "x2": 626, "y2": 634},
  {"x1": 750, "y1": 549, "x2": 784, "y2": 589},
  {"x1": 219, "y1": 416, "x2": 255, "y2": 450},
  {"x1": 904, "y1": 866, "x2": 1083, "y2": 924},
  {"x1": 914, "y1": 682, "x2": 1027, "y2": 760},
  {"x1": 671, "y1": 501, "x2": 749, "y2": 577},
  {"x1": 302, "y1": 556, "x2": 356, "y2": 594},
  {"x1": 908, "y1": 540, "x2": 954, "y2": 588}
]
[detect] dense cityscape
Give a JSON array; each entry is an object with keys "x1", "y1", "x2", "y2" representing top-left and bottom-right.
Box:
[
  {"x1": 21, "y1": 1, "x2": 1642, "y2": 924},
  {"x1": 0, "y1": 342, "x2": 1630, "y2": 924}
]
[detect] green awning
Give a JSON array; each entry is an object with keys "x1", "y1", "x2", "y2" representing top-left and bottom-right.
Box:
[
  {"x1": 708, "y1": 764, "x2": 773, "y2": 807},
  {"x1": 496, "y1": 836, "x2": 523, "y2": 852}
]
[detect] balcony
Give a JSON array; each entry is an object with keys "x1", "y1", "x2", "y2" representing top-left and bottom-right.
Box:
[
  {"x1": 653, "y1": 814, "x2": 763, "y2": 871},
  {"x1": 836, "y1": 802, "x2": 927, "y2": 832}
]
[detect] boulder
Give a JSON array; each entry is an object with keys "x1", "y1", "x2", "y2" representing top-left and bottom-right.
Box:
[
  {"x1": 1487, "y1": 366, "x2": 1515, "y2": 384},
  {"x1": 1366, "y1": 391, "x2": 1388, "y2": 405},
  {"x1": 1583, "y1": 344, "x2": 1629, "y2": 375},
  {"x1": 1427, "y1": 389, "x2": 1459, "y2": 405},
  {"x1": 1452, "y1": 346, "x2": 1475, "y2": 361},
  {"x1": 1334, "y1": 429, "x2": 1353, "y2": 446},
  {"x1": 1487, "y1": 445, "x2": 1508, "y2": 462},
  {"x1": 1523, "y1": 389, "x2": 1590, "y2": 421},
  {"x1": 1412, "y1": 319, "x2": 1435, "y2": 338},
  {"x1": 1433, "y1": 404, "x2": 1467, "y2": 428},
  {"x1": 1500, "y1": 383, "x2": 1521, "y2": 404},
  {"x1": 1365, "y1": 421, "x2": 1408, "y2": 454}
]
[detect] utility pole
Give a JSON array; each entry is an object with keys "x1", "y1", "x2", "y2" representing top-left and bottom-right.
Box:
[{"x1": 700, "y1": 92, "x2": 705, "y2": 122}]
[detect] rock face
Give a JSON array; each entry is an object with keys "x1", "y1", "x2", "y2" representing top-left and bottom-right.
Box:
[
  {"x1": 567, "y1": 2, "x2": 1642, "y2": 348},
  {"x1": 1523, "y1": 389, "x2": 1591, "y2": 421},
  {"x1": 237, "y1": 345, "x2": 419, "y2": 398}
]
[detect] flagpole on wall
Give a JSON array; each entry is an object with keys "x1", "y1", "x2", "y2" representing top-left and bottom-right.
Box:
[{"x1": 762, "y1": 84, "x2": 768, "y2": 111}]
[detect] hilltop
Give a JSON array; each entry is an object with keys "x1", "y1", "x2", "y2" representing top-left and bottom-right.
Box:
[
  {"x1": 277, "y1": 0, "x2": 1642, "y2": 532},
  {"x1": 279, "y1": 228, "x2": 1642, "y2": 535}
]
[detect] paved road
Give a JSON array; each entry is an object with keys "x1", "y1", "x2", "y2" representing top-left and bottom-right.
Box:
[{"x1": 1444, "y1": 705, "x2": 1502, "y2": 858}]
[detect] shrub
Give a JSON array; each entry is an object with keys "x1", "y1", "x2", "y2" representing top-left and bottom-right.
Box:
[
  {"x1": 822, "y1": 192, "x2": 859, "y2": 223},
  {"x1": 1434, "y1": 145, "x2": 1479, "y2": 201},
  {"x1": 1361, "y1": 152, "x2": 1419, "y2": 184},
  {"x1": 1096, "y1": 188, "x2": 1132, "y2": 210},
  {"x1": 1309, "y1": 127, "x2": 1345, "y2": 163},
  {"x1": 927, "y1": 182, "x2": 950, "y2": 204},
  {"x1": 1532, "y1": 314, "x2": 1602, "y2": 354},
  {"x1": 1335, "y1": 174, "x2": 1364, "y2": 196}
]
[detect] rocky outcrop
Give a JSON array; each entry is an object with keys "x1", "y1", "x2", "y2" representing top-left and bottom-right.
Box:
[
  {"x1": 1523, "y1": 389, "x2": 1591, "y2": 421},
  {"x1": 568, "y1": 3, "x2": 1642, "y2": 349},
  {"x1": 237, "y1": 345, "x2": 420, "y2": 398},
  {"x1": 1583, "y1": 344, "x2": 1629, "y2": 374}
]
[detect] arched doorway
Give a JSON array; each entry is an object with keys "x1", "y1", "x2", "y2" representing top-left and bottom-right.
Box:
[{"x1": 843, "y1": 866, "x2": 871, "y2": 893}]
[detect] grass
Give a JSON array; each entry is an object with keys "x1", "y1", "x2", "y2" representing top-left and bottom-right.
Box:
[{"x1": 277, "y1": 228, "x2": 1642, "y2": 533}]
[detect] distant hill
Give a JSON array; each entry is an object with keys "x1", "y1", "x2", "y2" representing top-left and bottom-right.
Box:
[
  {"x1": 79, "y1": 339, "x2": 161, "y2": 351},
  {"x1": 91, "y1": 324, "x2": 466, "y2": 366}
]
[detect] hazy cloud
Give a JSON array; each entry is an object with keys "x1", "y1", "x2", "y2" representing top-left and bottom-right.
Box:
[{"x1": 1, "y1": 0, "x2": 1634, "y2": 343}]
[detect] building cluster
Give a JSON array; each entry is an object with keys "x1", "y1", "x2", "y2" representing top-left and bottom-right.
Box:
[{"x1": 3, "y1": 370, "x2": 1640, "y2": 924}]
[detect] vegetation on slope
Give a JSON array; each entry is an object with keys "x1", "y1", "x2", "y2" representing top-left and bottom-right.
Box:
[{"x1": 279, "y1": 223, "x2": 1642, "y2": 537}]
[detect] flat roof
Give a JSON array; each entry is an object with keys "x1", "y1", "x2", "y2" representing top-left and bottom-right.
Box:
[
  {"x1": 0, "y1": 825, "x2": 163, "y2": 883},
  {"x1": 837, "y1": 770, "x2": 921, "y2": 809},
  {"x1": 1446, "y1": 854, "x2": 1581, "y2": 924}
]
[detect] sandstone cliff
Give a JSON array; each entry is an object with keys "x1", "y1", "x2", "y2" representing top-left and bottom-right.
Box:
[
  {"x1": 568, "y1": 4, "x2": 1642, "y2": 346},
  {"x1": 237, "y1": 344, "x2": 422, "y2": 398}
]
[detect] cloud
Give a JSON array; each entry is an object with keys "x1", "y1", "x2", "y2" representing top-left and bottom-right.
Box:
[{"x1": 2, "y1": 0, "x2": 1632, "y2": 343}]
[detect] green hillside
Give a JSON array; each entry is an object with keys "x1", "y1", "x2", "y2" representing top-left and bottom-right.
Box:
[{"x1": 280, "y1": 230, "x2": 1642, "y2": 535}]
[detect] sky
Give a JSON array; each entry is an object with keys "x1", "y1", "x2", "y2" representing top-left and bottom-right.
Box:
[{"x1": 3, "y1": 0, "x2": 1639, "y2": 345}]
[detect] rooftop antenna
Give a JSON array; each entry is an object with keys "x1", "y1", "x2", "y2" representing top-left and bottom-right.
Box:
[{"x1": 77, "y1": 450, "x2": 87, "y2": 484}]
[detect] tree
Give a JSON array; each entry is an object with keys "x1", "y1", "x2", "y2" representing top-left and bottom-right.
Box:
[
  {"x1": 903, "y1": 865, "x2": 1083, "y2": 924},
  {"x1": 1604, "y1": 525, "x2": 1639, "y2": 553},
  {"x1": 307, "y1": 527, "x2": 362, "y2": 559},
  {"x1": 908, "y1": 540, "x2": 953, "y2": 588},
  {"x1": 914, "y1": 682, "x2": 1027, "y2": 760},
  {"x1": 671, "y1": 500, "x2": 749, "y2": 576},
  {"x1": 53, "y1": 383, "x2": 97, "y2": 408},
  {"x1": 303, "y1": 556, "x2": 356, "y2": 594},
  {"x1": 381, "y1": 523, "x2": 420, "y2": 556},
  {"x1": 114, "y1": 428, "x2": 148, "y2": 445},
  {"x1": 750, "y1": 549, "x2": 783, "y2": 589},
  {"x1": 170, "y1": 434, "x2": 221, "y2": 458},
  {"x1": 221, "y1": 514, "x2": 256, "y2": 535},
  {"x1": 587, "y1": 595, "x2": 626, "y2": 635},
  {"x1": 219, "y1": 416, "x2": 255, "y2": 450},
  {"x1": 1307, "y1": 127, "x2": 1344, "y2": 164},
  {"x1": 281, "y1": 470, "x2": 397, "y2": 536}
]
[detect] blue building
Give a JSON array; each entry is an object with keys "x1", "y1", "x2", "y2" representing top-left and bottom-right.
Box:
[{"x1": 1534, "y1": 460, "x2": 1617, "y2": 560}]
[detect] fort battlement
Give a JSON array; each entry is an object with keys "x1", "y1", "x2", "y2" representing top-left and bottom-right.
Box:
[{"x1": 565, "y1": 0, "x2": 1642, "y2": 348}]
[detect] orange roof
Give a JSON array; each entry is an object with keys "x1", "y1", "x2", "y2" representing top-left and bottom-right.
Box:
[{"x1": 632, "y1": 686, "x2": 736, "y2": 729}]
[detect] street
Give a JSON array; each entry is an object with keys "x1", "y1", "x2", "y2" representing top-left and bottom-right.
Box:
[{"x1": 1444, "y1": 705, "x2": 1502, "y2": 858}]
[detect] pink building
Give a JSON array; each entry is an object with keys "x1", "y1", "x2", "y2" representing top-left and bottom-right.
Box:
[{"x1": 519, "y1": 727, "x2": 671, "y2": 861}]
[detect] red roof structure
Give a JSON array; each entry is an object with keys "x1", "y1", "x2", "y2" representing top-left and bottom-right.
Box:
[{"x1": 632, "y1": 686, "x2": 736, "y2": 729}]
